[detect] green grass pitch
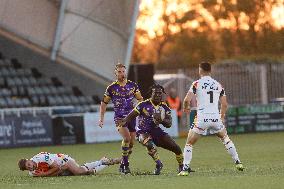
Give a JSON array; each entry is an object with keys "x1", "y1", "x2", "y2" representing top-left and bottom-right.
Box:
[{"x1": 1, "y1": 132, "x2": 284, "y2": 189}]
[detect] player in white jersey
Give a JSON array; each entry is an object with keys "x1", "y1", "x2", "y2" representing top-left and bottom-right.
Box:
[
  {"x1": 178, "y1": 62, "x2": 244, "y2": 176},
  {"x1": 18, "y1": 152, "x2": 120, "y2": 177}
]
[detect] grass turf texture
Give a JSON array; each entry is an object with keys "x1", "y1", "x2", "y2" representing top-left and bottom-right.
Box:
[{"x1": 0, "y1": 132, "x2": 284, "y2": 189}]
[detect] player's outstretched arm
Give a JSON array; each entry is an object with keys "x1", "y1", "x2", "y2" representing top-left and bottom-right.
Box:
[
  {"x1": 99, "y1": 96, "x2": 110, "y2": 128},
  {"x1": 183, "y1": 91, "x2": 194, "y2": 113},
  {"x1": 99, "y1": 102, "x2": 107, "y2": 128},
  {"x1": 33, "y1": 162, "x2": 60, "y2": 177},
  {"x1": 220, "y1": 95, "x2": 228, "y2": 122},
  {"x1": 118, "y1": 110, "x2": 139, "y2": 127}
]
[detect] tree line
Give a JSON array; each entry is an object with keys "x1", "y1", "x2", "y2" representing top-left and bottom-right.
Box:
[{"x1": 132, "y1": 0, "x2": 284, "y2": 69}]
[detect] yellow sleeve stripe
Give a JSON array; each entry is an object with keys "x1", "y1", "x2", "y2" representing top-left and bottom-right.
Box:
[
  {"x1": 162, "y1": 102, "x2": 170, "y2": 108},
  {"x1": 136, "y1": 100, "x2": 144, "y2": 106},
  {"x1": 104, "y1": 94, "x2": 111, "y2": 98},
  {"x1": 102, "y1": 96, "x2": 111, "y2": 104},
  {"x1": 105, "y1": 82, "x2": 116, "y2": 91},
  {"x1": 134, "y1": 108, "x2": 140, "y2": 114}
]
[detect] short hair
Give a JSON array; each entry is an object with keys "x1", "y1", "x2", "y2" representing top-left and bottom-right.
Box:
[
  {"x1": 115, "y1": 63, "x2": 126, "y2": 70},
  {"x1": 149, "y1": 83, "x2": 166, "y2": 94},
  {"x1": 199, "y1": 62, "x2": 211, "y2": 72},
  {"x1": 18, "y1": 159, "x2": 27, "y2": 171}
]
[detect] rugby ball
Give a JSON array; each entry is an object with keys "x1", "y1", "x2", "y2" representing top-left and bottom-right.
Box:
[
  {"x1": 37, "y1": 162, "x2": 49, "y2": 172},
  {"x1": 157, "y1": 106, "x2": 166, "y2": 121}
]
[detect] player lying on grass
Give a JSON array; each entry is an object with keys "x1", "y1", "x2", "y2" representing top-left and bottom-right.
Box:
[
  {"x1": 18, "y1": 152, "x2": 120, "y2": 177},
  {"x1": 118, "y1": 84, "x2": 185, "y2": 175}
]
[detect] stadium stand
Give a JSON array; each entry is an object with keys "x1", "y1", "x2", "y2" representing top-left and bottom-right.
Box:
[{"x1": 0, "y1": 53, "x2": 101, "y2": 111}]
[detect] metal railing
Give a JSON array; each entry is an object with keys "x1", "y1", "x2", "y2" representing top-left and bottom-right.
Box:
[
  {"x1": 0, "y1": 104, "x2": 114, "y2": 119},
  {"x1": 157, "y1": 63, "x2": 284, "y2": 106}
]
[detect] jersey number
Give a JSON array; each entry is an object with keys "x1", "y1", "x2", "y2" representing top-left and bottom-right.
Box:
[
  {"x1": 44, "y1": 155, "x2": 49, "y2": 161},
  {"x1": 207, "y1": 91, "x2": 213, "y2": 103}
]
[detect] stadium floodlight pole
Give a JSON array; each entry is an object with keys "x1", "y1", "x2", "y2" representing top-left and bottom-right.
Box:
[
  {"x1": 51, "y1": 0, "x2": 69, "y2": 61},
  {"x1": 124, "y1": 0, "x2": 140, "y2": 74}
]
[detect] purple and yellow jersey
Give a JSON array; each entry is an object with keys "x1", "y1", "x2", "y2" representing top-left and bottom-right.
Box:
[
  {"x1": 134, "y1": 99, "x2": 171, "y2": 132},
  {"x1": 104, "y1": 80, "x2": 141, "y2": 120}
]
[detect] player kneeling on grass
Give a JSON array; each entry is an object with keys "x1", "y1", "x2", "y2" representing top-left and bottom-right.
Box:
[
  {"x1": 18, "y1": 152, "x2": 120, "y2": 177},
  {"x1": 118, "y1": 84, "x2": 184, "y2": 175}
]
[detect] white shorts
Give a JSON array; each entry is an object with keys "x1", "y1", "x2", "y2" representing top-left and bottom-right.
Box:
[
  {"x1": 191, "y1": 113, "x2": 224, "y2": 135},
  {"x1": 55, "y1": 154, "x2": 75, "y2": 167}
]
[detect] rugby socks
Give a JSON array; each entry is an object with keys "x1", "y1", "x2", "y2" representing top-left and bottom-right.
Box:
[
  {"x1": 84, "y1": 160, "x2": 103, "y2": 170},
  {"x1": 121, "y1": 140, "x2": 130, "y2": 166},
  {"x1": 128, "y1": 143, "x2": 133, "y2": 158},
  {"x1": 79, "y1": 165, "x2": 95, "y2": 175},
  {"x1": 222, "y1": 137, "x2": 240, "y2": 163},
  {"x1": 148, "y1": 148, "x2": 160, "y2": 163},
  {"x1": 183, "y1": 144, "x2": 193, "y2": 169},
  {"x1": 93, "y1": 165, "x2": 107, "y2": 173},
  {"x1": 128, "y1": 148, "x2": 133, "y2": 161},
  {"x1": 155, "y1": 159, "x2": 163, "y2": 167},
  {"x1": 176, "y1": 153, "x2": 184, "y2": 166}
]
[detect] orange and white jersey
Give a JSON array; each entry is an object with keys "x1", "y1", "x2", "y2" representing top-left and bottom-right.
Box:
[
  {"x1": 29, "y1": 152, "x2": 73, "y2": 176},
  {"x1": 189, "y1": 76, "x2": 225, "y2": 115}
]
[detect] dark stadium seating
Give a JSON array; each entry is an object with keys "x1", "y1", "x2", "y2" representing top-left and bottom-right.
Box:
[{"x1": 0, "y1": 54, "x2": 100, "y2": 110}]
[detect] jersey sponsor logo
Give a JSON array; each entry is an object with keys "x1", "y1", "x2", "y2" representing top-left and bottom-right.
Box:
[
  {"x1": 204, "y1": 118, "x2": 219, "y2": 122},
  {"x1": 201, "y1": 82, "x2": 219, "y2": 91},
  {"x1": 111, "y1": 86, "x2": 135, "y2": 97}
]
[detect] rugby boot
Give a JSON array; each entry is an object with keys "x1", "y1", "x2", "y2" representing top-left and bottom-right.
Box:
[
  {"x1": 154, "y1": 162, "x2": 163, "y2": 175},
  {"x1": 235, "y1": 160, "x2": 244, "y2": 171}
]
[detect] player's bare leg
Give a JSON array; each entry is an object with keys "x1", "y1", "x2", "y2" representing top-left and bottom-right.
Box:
[
  {"x1": 129, "y1": 131, "x2": 136, "y2": 158},
  {"x1": 67, "y1": 157, "x2": 119, "y2": 175},
  {"x1": 118, "y1": 126, "x2": 131, "y2": 174},
  {"x1": 156, "y1": 135, "x2": 184, "y2": 172},
  {"x1": 100, "y1": 157, "x2": 121, "y2": 166},
  {"x1": 178, "y1": 130, "x2": 200, "y2": 176},
  {"x1": 64, "y1": 159, "x2": 98, "y2": 175},
  {"x1": 138, "y1": 133, "x2": 163, "y2": 175},
  {"x1": 216, "y1": 128, "x2": 244, "y2": 171}
]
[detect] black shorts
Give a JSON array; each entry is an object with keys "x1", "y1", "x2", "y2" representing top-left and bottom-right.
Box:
[
  {"x1": 137, "y1": 127, "x2": 167, "y2": 146},
  {"x1": 115, "y1": 118, "x2": 136, "y2": 132}
]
